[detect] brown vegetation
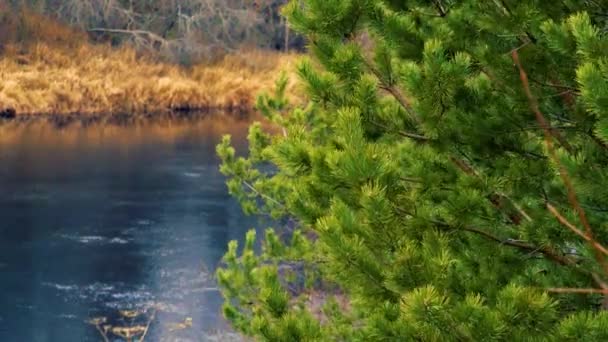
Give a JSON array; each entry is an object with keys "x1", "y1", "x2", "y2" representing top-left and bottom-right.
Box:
[
  {"x1": 0, "y1": 7, "x2": 300, "y2": 116},
  {"x1": 0, "y1": 4, "x2": 87, "y2": 47},
  {"x1": 5, "y1": 0, "x2": 301, "y2": 63}
]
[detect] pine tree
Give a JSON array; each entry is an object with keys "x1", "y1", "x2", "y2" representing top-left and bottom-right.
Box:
[{"x1": 217, "y1": 1, "x2": 608, "y2": 340}]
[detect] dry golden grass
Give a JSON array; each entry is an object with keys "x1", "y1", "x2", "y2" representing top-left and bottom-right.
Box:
[
  {"x1": 0, "y1": 42, "x2": 300, "y2": 115},
  {"x1": 0, "y1": 8, "x2": 300, "y2": 116}
]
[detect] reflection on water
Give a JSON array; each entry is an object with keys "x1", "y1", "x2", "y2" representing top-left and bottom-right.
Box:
[{"x1": 0, "y1": 115, "x2": 260, "y2": 341}]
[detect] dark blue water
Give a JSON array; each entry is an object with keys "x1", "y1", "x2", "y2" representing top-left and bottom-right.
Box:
[{"x1": 0, "y1": 116, "x2": 258, "y2": 341}]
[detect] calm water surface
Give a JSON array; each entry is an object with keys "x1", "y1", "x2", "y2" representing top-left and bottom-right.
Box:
[{"x1": 0, "y1": 116, "x2": 260, "y2": 341}]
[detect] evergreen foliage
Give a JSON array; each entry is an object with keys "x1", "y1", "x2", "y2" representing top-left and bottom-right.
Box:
[{"x1": 217, "y1": 1, "x2": 608, "y2": 340}]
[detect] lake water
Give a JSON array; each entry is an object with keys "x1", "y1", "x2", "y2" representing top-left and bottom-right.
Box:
[{"x1": 0, "y1": 115, "x2": 261, "y2": 341}]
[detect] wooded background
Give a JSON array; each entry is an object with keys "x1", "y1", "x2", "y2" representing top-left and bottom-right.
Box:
[{"x1": 1, "y1": 0, "x2": 304, "y2": 63}]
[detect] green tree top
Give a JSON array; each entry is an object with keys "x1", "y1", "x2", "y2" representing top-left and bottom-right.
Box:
[{"x1": 217, "y1": 1, "x2": 608, "y2": 340}]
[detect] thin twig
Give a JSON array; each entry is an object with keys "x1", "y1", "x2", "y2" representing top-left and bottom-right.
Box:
[
  {"x1": 457, "y1": 226, "x2": 608, "y2": 292},
  {"x1": 465, "y1": 228, "x2": 572, "y2": 265},
  {"x1": 95, "y1": 324, "x2": 110, "y2": 342},
  {"x1": 502, "y1": 192, "x2": 533, "y2": 222},
  {"x1": 428, "y1": 218, "x2": 575, "y2": 266},
  {"x1": 449, "y1": 157, "x2": 533, "y2": 224},
  {"x1": 546, "y1": 203, "x2": 608, "y2": 256},
  {"x1": 369, "y1": 120, "x2": 430, "y2": 141},
  {"x1": 508, "y1": 40, "x2": 532, "y2": 55},
  {"x1": 547, "y1": 287, "x2": 608, "y2": 294},
  {"x1": 588, "y1": 131, "x2": 608, "y2": 152},
  {"x1": 243, "y1": 180, "x2": 285, "y2": 209},
  {"x1": 359, "y1": 54, "x2": 421, "y2": 124},
  {"x1": 528, "y1": 77, "x2": 579, "y2": 91},
  {"x1": 377, "y1": 85, "x2": 422, "y2": 125},
  {"x1": 139, "y1": 309, "x2": 156, "y2": 341},
  {"x1": 87, "y1": 28, "x2": 166, "y2": 42}
]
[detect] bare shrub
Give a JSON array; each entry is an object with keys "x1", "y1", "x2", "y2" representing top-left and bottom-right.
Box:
[{"x1": 3, "y1": 0, "x2": 304, "y2": 63}]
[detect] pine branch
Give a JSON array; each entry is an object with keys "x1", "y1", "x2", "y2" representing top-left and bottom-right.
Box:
[
  {"x1": 513, "y1": 50, "x2": 608, "y2": 283},
  {"x1": 449, "y1": 156, "x2": 533, "y2": 224},
  {"x1": 364, "y1": 39, "x2": 608, "y2": 287},
  {"x1": 393, "y1": 190, "x2": 606, "y2": 288},
  {"x1": 362, "y1": 52, "x2": 533, "y2": 225},
  {"x1": 427, "y1": 217, "x2": 608, "y2": 290},
  {"x1": 395, "y1": 204, "x2": 564, "y2": 266}
]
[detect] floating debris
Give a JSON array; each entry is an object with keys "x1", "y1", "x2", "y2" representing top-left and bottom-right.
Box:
[
  {"x1": 111, "y1": 325, "x2": 147, "y2": 340},
  {"x1": 167, "y1": 317, "x2": 193, "y2": 332},
  {"x1": 119, "y1": 309, "x2": 141, "y2": 319},
  {"x1": 152, "y1": 301, "x2": 174, "y2": 312},
  {"x1": 88, "y1": 305, "x2": 158, "y2": 341},
  {"x1": 87, "y1": 316, "x2": 107, "y2": 325},
  {"x1": 87, "y1": 316, "x2": 110, "y2": 342}
]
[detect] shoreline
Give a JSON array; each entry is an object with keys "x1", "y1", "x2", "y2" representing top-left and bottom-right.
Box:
[
  {"x1": 0, "y1": 107, "x2": 258, "y2": 129},
  {"x1": 0, "y1": 43, "x2": 300, "y2": 119},
  {"x1": 0, "y1": 9, "x2": 300, "y2": 120}
]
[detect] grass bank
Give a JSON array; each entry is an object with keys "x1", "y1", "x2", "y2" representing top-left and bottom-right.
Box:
[
  {"x1": 0, "y1": 44, "x2": 299, "y2": 116},
  {"x1": 0, "y1": 8, "x2": 300, "y2": 117}
]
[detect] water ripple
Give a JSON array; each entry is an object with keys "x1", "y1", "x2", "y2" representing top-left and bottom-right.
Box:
[{"x1": 59, "y1": 234, "x2": 130, "y2": 245}]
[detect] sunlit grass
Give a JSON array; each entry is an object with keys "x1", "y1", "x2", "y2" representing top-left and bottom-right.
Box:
[
  {"x1": 0, "y1": 7, "x2": 301, "y2": 116},
  {"x1": 0, "y1": 43, "x2": 300, "y2": 115}
]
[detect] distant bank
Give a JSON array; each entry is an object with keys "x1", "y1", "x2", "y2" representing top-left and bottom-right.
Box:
[
  {"x1": 0, "y1": 44, "x2": 299, "y2": 118},
  {"x1": 0, "y1": 9, "x2": 300, "y2": 119}
]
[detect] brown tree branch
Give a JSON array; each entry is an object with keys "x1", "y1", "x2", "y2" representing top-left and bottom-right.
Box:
[
  {"x1": 88, "y1": 28, "x2": 165, "y2": 41},
  {"x1": 377, "y1": 84, "x2": 422, "y2": 125},
  {"x1": 546, "y1": 203, "x2": 608, "y2": 256},
  {"x1": 359, "y1": 55, "x2": 422, "y2": 125}
]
